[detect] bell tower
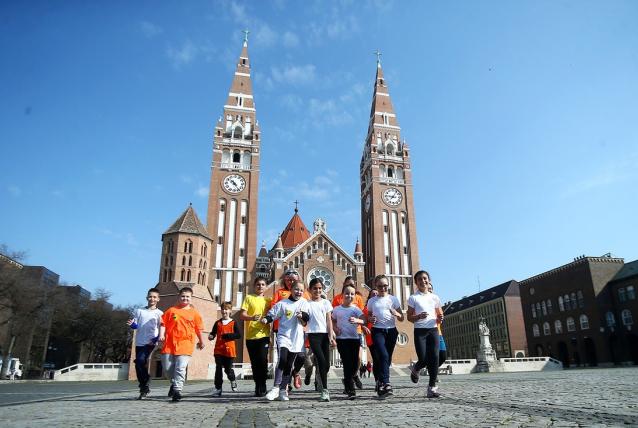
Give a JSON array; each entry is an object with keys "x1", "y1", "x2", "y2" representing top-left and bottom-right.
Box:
[
  {"x1": 206, "y1": 34, "x2": 261, "y2": 307},
  {"x1": 360, "y1": 53, "x2": 420, "y2": 306}
]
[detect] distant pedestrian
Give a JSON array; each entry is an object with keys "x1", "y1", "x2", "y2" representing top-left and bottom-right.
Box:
[
  {"x1": 407, "y1": 271, "x2": 443, "y2": 398},
  {"x1": 127, "y1": 287, "x2": 163, "y2": 400},
  {"x1": 158, "y1": 287, "x2": 205, "y2": 402},
  {"x1": 210, "y1": 302, "x2": 241, "y2": 397}
]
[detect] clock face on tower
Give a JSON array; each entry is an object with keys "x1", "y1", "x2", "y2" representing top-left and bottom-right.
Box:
[
  {"x1": 382, "y1": 188, "x2": 403, "y2": 206},
  {"x1": 365, "y1": 194, "x2": 371, "y2": 212},
  {"x1": 223, "y1": 174, "x2": 246, "y2": 193}
]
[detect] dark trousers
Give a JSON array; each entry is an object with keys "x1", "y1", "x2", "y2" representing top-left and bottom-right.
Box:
[
  {"x1": 134, "y1": 345, "x2": 155, "y2": 390},
  {"x1": 336, "y1": 338, "x2": 360, "y2": 392},
  {"x1": 214, "y1": 355, "x2": 236, "y2": 389},
  {"x1": 308, "y1": 333, "x2": 330, "y2": 389},
  {"x1": 278, "y1": 347, "x2": 302, "y2": 389},
  {"x1": 368, "y1": 344, "x2": 381, "y2": 381},
  {"x1": 371, "y1": 327, "x2": 398, "y2": 385},
  {"x1": 246, "y1": 337, "x2": 269, "y2": 394},
  {"x1": 413, "y1": 328, "x2": 440, "y2": 387}
]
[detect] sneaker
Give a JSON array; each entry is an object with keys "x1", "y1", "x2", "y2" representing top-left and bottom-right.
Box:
[
  {"x1": 304, "y1": 370, "x2": 312, "y2": 385},
  {"x1": 265, "y1": 387, "x2": 280, "y2": 401},
  {"x1": 409, "y1": 363, "x2": 420, "y2": 384},
  {"x1": 231, "y1": 381, "x2": 238, "y2": 392},
  {"x1": 167, "y1": 385, "x2": 174, "y2": 398},
  {"x1": 347, "y1": 390, "x2": 356, "y2": 400},
  {"x1": 427, "y1": 386, "x2": 440, "y2": 398},
  {"x1": 138, "y1": 386, "x2": 149, "y2": 400},
  {"x1": 354, "y1": 376, "x2": 363, "y2": 390},
  {"x1": 212, "y1": 388, "x2": 222, "y2": 397},
  {"x1": 171, "y1": 390, "x2": 182, "y2": 402},
  {"x1": 293, "y1": 373, "x2": 302, "y2": 389},
  {"x1": 278, "y1": 389, "x2": 289, "y2": 401},
  {"x1": 319, "y1": 389, "x2": 330, "y2": 402},
  {"x1": 378, "y1": 383, "x2": 393, "y2": 398}
]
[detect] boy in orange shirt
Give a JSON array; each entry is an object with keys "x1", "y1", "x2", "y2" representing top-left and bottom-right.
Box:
[
  {"x1": 158, "y1": 287, "x2": 205, "y2": 402},
  {"x1": 210, "y1": 302, "x2": 241, "y2": 397}
]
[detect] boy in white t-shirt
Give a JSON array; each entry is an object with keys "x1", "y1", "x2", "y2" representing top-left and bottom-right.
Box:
[
  {"x1": 127, "y1": 287, "x2": 163, "y2": 399},
  {"x1": 407, "y1": 270, "x2": 444, "y2": 398}
]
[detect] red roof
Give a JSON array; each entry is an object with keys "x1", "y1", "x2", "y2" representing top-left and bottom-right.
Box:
[{"x1": 280, "y1": 210, "x2": 310, "y2": 249}]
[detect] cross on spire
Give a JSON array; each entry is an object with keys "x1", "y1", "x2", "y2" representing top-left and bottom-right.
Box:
[
  {"x1": 242, "y1": 29, "x2": 250, "y2": 44},
  {"x1": 294, "y1": 200, "x2": 299, "y2": 213},
  {"x1": 374, "y1": 49, "x2": 382, "y2": 66}
]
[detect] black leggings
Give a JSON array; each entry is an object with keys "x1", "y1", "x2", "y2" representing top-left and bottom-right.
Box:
[
  {"x1": 246, "y1": 337, "x2": 269, "y2": 394},
  {"x1": 336, "y1": 338, "x2": 360, "y2": 392},
  {"x1": 214, "y1": 355, "x2": 236, "y2": 389},
  {"x1": 278, "y1": 347, "x2": 302, "y2": 389},
  {"x1": 308, "y1": 333, "x2": 330, "y2": 389},
  {"x1": 414, "y1": 328, "x2": 440, "y2": 387}
]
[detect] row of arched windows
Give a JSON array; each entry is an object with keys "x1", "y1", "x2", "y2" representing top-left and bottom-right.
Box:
[
  {"x1": 221, "y1": 149, "x2": 251, "y2": 167},
  {"x1": 532, "y1": 315, "x2": 590, "y2": 337},
  {"x1": 606, "y1": 309, "x2": 633, "y2": 328},
  {"x1": 379, "y1": 164, "x2": 404, "y2": 180},
  {"x1": 531, "y1": 291, "x2": 585, "y2": 319}
]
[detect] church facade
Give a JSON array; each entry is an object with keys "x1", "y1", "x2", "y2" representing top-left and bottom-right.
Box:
[{"x1": 145, "y1": 37, "x2": 425, "y2": 378}]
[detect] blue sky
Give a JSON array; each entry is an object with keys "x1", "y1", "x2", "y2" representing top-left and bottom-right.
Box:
[{"x1": 1, "y1": 0, "x2": 637, "y2": 307}]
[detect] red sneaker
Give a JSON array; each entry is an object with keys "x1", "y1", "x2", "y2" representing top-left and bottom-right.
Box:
[{"x1": 293, "y1": 373, "x2": 302, "y2": 389}]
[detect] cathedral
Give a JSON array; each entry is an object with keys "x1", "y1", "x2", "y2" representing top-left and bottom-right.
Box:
[{"x1": 143, "y1": 36, "x2": 422, "y2": 379}]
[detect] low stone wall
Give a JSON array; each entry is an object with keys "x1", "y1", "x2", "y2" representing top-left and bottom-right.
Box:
[
  {"x1": 500, "y1": 356, "x2": 563, "y2": 372},
  {"x1": 53, "y1": 363, "x2": 129, "y2": 381}
]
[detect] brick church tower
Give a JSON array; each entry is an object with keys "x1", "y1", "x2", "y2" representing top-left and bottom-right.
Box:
[
  {"x1": 206, "y1": 35, "x2": 261, "y2": 309},
  {"x1": 360, "y1": 55, "x2": 420, "y2": 307}
]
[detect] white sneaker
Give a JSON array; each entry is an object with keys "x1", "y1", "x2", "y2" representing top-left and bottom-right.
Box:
[
  {"x1": 427, "y1": 386, "x2": 440, "y2": 398},
  {"x1": 278, "y1": 388, "x2": 289, "y2": 401},
  {"x1": 212, "y1": 388, "x2": 222, "y2": 397},
  {"x1": 265, "y1": 387, "x2": 280, "y2": 401},
  {"x1": 231, "y1": 381, "x2": 238, "y2": 392}
]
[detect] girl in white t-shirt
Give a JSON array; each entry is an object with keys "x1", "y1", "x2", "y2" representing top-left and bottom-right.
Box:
[
  {"x1": 332, "y1": 283, "x2": 365, "y2": 400},
  {"x1": 407, "y1": 270, "x2": 444, "y2": 398},
  {"x1": 261, "y1": 281, "x2": 309, "y2": 401},
  {"x1": 366, "y1": 274, "x2": 404, "y2": 398},
  {"x1": 306, "y1": 277, "x2": 336, "y2": 402}
]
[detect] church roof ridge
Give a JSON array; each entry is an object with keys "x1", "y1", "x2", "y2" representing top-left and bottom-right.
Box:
[{"x1": 281, "y1": 229, "x2": 362, "y2": 267}]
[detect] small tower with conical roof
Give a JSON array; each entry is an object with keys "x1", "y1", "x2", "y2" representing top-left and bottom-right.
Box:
[{"x1": 353, "y1": 238, "x2": 363, "y2": 263}]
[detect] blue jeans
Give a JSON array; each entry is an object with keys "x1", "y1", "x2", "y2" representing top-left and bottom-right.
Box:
[
  {"x1": 371, "y1": 327, "x2": 398, "y2": 385},
  {"x1": 134, "y1": 345, "x2": 155, "y2": 390}
]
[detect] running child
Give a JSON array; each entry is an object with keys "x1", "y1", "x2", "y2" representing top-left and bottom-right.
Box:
[
  {"x1": 210, "y1": 302, "x2": 241, "y2": 397},
  {"x1": 332, "y1": 283, "x2": 365, "y2": 400},
  {"x1": 239, "y1": 277, "x2": 271, "y2": 397},
  {"x1": 127, "y1": 287, "x2": 163, "y2": 399},
  {"x1": 407, "y1": 270, "x2": 443, "y2": 398},
  {"x1": 306, "y1": 278, "x2": 336, "y2": 402},
  {"x1": 261, "y1": 280, "x2": 309, "y2": 401},
  {"x1": 367, "y1": 274, "x2": 404, "y2": 398},
  {"x1": 158, "y1": 287, "x2": 205, "y2": 402}
]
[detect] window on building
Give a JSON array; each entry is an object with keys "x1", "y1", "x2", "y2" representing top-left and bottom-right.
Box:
[
  {"x1": 564, "y1": 294, "x2": 571, "y2": 310},
  {"x1": 180, "y1": 269, "x2": 185, "y2": 281},
  {"x1": 385, "y1": 256, "x2": 390, "y2": 263},
  {"x1": 184, "y1": 242, "x2": 188, "y2": 253},
  {"x1": 384, "y1": 225, "x2": 389, "y2": 232},
  {"x1": 199, "y1": 259, "x2": 202, "y2": 268},
  {"x1": 541, "y1": 301, "x2": 547, "y2": 316},
  {"x1": 531, "y1": 304, "x2": 536, "y2": 318},
  {"x1": 606, "y1": 311, "x2": 616, "y2": 327},
  {"x1": 403, "y1": 246, "x2": 408, "y2": 255},
  {"x1": 163, "y1": 269, "x2": 168, "y2": 282},
  {"x1": 164, "y1": 256, "x2": 168, "y2": 266},
  {"x1": 543, "y1": 322, "x2": 551, "y2": 336},
  {"x1": 241, "y1": 216, "x2": 246, "y2": 225},
  {"x1": 622, "y1": 309, "x2": 633, "y2": 326},
  {"x1": 239, "y1": 248, "x2": 245, "y2": 257},
  {"x1": 546, "y1": 299, "x2": 553, "y2": 314},
  {"x1": 570, "y1": 292, "x2": 577, "y2": 310},
  {"x1": 627, "y1": 286, "x2": 636, "y2": 300},
  {"x1": 186, "y1": 270, "x2": 191, "y2": 281},
  {"x1": 182, "y1": 256, "x2": 186, "y2": 266},
  {"x1": 558, "y1": 296, "x2": 564, "y2": 312},
  {"x1": 216, "y1": 270, "x2": 222, "y2": 280},
  {"x1": 218, "y1": 237, "x2": 223, "y2": 245},
  {"x1": 188, "y1": 256, "x2": 192, "y2": 266},
  {"x1": 619, "y1": 288, "x2": 627, "y2": 302},
  {"x1": 554, "y1": 320, "x2": 563, "y2": 334},
  {"x1": 566, "y1": 317, "x2": 576, "y2": 332},
  {"x1": 220, "y1": 203, "x2": 225, "y2": 212},
  {"x1": 532, "y1": 324, "x2": 540, "y2": 337},
  {"x1": 577, "y1": 290, "x2": 585, "y2": 308},
  {"x1": 579, "y1": 314, "x2": 589, "y2": 330},
  {"x1": 536, "y1": 303, "x2": 541, "y2": 317},
  {"x1": 233, "y1": 152, "x2": 241, "y2": 163}
]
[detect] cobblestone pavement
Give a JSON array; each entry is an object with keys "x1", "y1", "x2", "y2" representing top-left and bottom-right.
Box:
[{"x1": 1, "y1": 368, "x2": 637, "y2": 427}]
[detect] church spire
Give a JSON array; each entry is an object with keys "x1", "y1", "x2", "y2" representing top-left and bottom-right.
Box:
[{"x1": 366, "y1": 50, "x2": 399, "y2": 142}]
